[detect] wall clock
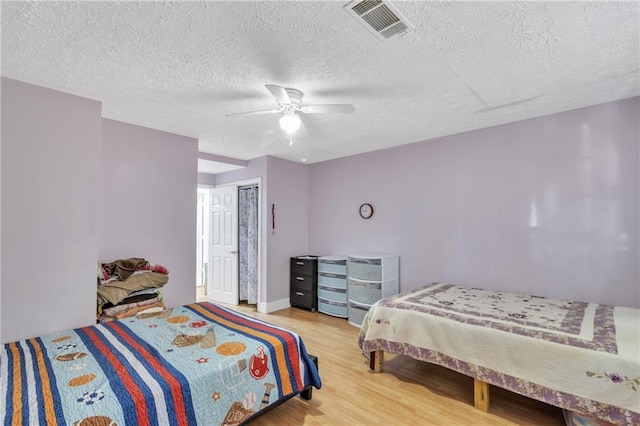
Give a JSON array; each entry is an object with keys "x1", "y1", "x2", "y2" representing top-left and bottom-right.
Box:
[{"x1": 359, "y1": 203, "x2": 374, "y2": 219}]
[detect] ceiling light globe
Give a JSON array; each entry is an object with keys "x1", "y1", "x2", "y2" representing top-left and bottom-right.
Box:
[{"x1": 279, "y1": 114, "x2": 301, "y2": 133}]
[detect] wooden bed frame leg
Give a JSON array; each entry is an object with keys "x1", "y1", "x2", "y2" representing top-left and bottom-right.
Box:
[
  {"x1": 300, "y1": 355, "x2": 318, "y2": 401},
  {"x1": 369, "y1": 350, "x2": 384, "y2": 372},
  {"x1": 474, "y1": 378, "x2": 490, "y2": 412}
]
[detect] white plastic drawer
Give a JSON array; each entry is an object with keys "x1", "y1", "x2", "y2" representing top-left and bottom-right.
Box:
[
  {"x1": 348, "y1": 303, "x2": 369, "y2": 327},
  {"x1": 348, "y1": 258, "x2": 382, "y2": 281},
  {"x1": 318, "y1": 259, "x2": 347, "y2": 275},
  {"x1": 318, "y1": 272, "x2": 347, "y2": 288},
  {"x1": 318, "y1": 298, "x2": 348, "y2": 318},
  {"x1": 348, "y1": 279, "x2": 381, "y2": 305},
  {"x1": 318, "y1": 284, "x2": 347, "y2": 303}
]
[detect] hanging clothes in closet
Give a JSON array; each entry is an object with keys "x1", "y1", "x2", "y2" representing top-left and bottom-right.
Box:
[{"x1": 238, "y1": 185, "x2": 259, "y2": 304}]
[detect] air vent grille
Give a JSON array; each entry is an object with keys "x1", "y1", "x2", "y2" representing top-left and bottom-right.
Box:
[
  {"x1": 361, "y1": 4, "x2": 399, "y2": 32},
  {"x1": 344, "y1": 0, "x2": 413, "y2": 40},
  {"x1": 380, "y1": 21, "x2": 408, "y2": 39},
  {"x1": 352, "y1": 0, "x2": 382, "y2": 16}
]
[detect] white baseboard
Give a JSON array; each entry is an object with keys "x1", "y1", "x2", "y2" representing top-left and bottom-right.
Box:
[{"x1": 258, "y1": 297, "x2": 290, "y2": 314}]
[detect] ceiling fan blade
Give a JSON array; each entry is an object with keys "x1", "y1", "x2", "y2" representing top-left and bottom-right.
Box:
[
  {"x1": 302, "y1": 104, "x2": 355, "y2": 114},
  {"x1": 226, "y1": 109, "x2": 281, "y2": 117},
  {"x1": 265, "y1": 84, "x2": 291, "y2": 104}
]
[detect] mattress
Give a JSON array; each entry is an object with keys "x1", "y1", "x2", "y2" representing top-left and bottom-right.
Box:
[
  {"x1": 1, "y1": 301, "x2": 321, "y2": 425},
  {"x1": 359, "y1": 282, "x2": 640, "y2": 425}
]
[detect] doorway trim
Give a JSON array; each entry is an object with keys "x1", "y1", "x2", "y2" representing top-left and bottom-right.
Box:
[
  {"x1": 217, "y1": 177, "x2": 264, "y2": 312},
  {"x1": 196, "y1": 184, "x2": 212, "y2": 302}
]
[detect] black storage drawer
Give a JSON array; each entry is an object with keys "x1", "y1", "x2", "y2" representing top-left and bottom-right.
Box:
[
  {"x1": 290, "y1": 258, "x2": 316, "y2": 276},
  {"x1": 290, "y1": 256, "x2": 318, "y2": 312},
  {"x1": 290, "y1": 290, "x2": 315, "y2": 310},
  {"x1": 290, "y1": 275, "x2": 316, "y2": 292}
]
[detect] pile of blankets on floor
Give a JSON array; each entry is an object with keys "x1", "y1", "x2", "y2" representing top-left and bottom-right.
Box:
[{"x1": 97, "y1": 257, "x2": 169, "y2": 322}]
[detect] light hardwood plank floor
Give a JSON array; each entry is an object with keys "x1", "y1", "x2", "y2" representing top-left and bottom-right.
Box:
[
  {"x1": 226, "y1": 303, "x2": 566, "y2": 426},
  {"x1": 196, "y1": 285, "x2": 206, "y2": 302}
]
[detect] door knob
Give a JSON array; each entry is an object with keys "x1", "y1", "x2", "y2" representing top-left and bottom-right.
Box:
[{"x1": 230, "y1": 250, "x2": 237, "y2": 254}]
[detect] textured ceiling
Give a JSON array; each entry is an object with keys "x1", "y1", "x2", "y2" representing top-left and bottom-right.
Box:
[{"x1": 2, "y1": 1, "x2": 639, "y2": 169}]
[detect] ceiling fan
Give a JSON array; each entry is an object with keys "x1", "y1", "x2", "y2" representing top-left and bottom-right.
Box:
[{"x1": 226, "y1": 84, "x2": 355, "y2": 138}]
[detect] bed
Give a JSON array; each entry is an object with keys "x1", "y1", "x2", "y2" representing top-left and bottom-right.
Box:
[
  {"x1": 1, "y1": 301, "x2": 321, "y2": 425},
  {"x1": 358, "y1": 282, "x2": 640, "y2": 425}
]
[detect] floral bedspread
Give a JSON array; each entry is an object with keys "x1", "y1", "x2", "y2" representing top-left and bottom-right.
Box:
[
  {"x1": 1, "y1": 302, "x2": 321, "y2": 425},
  {"x1": 359, "y1": 282, "x2": 639, "y2": 425}
]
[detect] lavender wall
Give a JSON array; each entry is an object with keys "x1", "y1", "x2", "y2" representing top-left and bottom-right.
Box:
[
  {"x1": 198, "y1": 172, "x2": 216, "y2": 186},
  {"x1": 213, "y1": 157, "x2": 267, "y2": 186},
  {"x1": 99, "y1": 119, "x2": 198, "y2": 308},
  {"x1": 309, "y1": 97, "x2": 640, "y2": 308},
  {"x1": 265, "y1": 156, "x2": 309, "y2": 303},
  {"x1": 1, "y1": 78, "x2": 101, "y2": 342}
]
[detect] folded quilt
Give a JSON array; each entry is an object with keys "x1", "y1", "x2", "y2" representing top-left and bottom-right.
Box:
[
  {"x1": 102, "y1": 295, "x2": 164, "y2": 318},
  {"x1": 100, "y1": 301, "x2": 166, "y2": 322},
  {"x1": 97, "y1": 272, "x2": 168, "y2": 305},
  {"x1": 100, "y1": 289, "x2": 160, "y2": 311},
  {"x1": 100, "y1": 257, "x2": 148, "y2": 282},
  {"x1": 127, "y1": 287, "x2": 162, "y2": 298}
]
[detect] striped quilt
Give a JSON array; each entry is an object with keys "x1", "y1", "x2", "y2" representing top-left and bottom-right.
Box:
[{"x1": 1, "y1": 302, "x2": 321, "y2": 425}]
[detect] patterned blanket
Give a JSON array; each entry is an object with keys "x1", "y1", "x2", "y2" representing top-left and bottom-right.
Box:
[
  {"x1": 1, "y1": 302, "x2": 321, "y2": 425},
  {"x1": 359, "y1": 282, "x2": 639, "y2": 425}
]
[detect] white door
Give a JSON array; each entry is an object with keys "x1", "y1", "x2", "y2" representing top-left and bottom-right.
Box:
[{"x1": 208, "y1": 185, "x2": 238, "y2": 305}]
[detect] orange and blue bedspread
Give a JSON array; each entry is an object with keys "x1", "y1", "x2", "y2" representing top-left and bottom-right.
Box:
[{"x1": 1, "y1": 302, "x2": 321, "y2": 425}]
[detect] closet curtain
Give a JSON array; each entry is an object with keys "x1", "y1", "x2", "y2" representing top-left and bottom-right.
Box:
[{"x1": 238, "y1": 186, "x2": 258, "y2": 304}]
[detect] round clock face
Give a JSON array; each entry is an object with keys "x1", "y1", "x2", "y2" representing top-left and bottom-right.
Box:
[{"x1": 359, "y1": 203, "x2": 374, "y2": 219}]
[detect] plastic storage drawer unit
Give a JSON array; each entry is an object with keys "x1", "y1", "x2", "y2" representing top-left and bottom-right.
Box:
[
  {"x1": 290, "y1": 256, "x2": 318, "y2": 312},
  {"x1": 317, "y1": 256, "x2": 348, "y2": 318}
]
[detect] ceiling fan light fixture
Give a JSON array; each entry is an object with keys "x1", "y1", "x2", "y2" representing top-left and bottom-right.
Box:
[{"x1": 279, "y1": 113, "x2": 301, "y2": 133}]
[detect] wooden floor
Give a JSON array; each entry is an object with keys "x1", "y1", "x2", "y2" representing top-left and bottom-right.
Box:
[
  {"x1": 196, "y1": 285, "x2": 206, "y2": 302},
  {"x1": 225, "y1": 303, "x2": 566, "y2": 426}
]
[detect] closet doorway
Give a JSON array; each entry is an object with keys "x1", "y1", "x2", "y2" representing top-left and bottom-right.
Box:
[
  {"x1": 237, "y1": 184, "x2": 259, "y2": 305},
  {"x1": 196, "y1": 179, "x2": 261, "y2": 307}
]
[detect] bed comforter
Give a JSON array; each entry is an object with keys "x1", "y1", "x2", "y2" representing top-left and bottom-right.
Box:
[
  {"x1": 359, "y1": 282, "x2": 639, "y2": 425},
  {"x1": 2, "y1": 302, "x2": 321, "y2": 425}
]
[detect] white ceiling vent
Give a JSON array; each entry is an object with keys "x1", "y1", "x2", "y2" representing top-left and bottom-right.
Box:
[{"x1": 344, "y1": 0, "x2": 413, "y2": 40}]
